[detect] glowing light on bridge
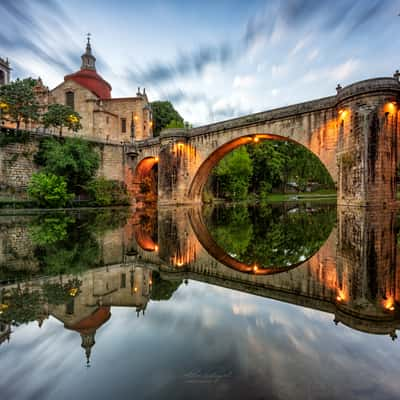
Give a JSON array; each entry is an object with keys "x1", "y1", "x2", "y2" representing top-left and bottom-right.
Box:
[{"x1": 253, "y1": 136, "x2": 259, "y2": 143}]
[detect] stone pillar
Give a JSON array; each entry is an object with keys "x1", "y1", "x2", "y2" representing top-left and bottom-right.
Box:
[
  {"x1": 158, "y1": 129, "x2": 192, "y2": 205},
  {"x1": 337, "y1": 88, "x2": 399, "y2": 207},
  {"x1": 157, "y1": 207, "x2": 199, "y2": 268}
]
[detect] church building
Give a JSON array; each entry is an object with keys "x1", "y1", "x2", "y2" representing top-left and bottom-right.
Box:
[{"x1": 47, "y1": 37, "x2": 154, "y2": 142}]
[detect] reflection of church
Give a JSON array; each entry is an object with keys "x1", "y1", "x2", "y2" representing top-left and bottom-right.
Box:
[{"x1": 1, "y1": 265, "x2": 153, "y2": 366}]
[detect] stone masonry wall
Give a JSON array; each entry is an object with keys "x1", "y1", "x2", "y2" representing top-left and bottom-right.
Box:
[{"x1": 0, "y1": 136, "x2": 128, "y2": 195}]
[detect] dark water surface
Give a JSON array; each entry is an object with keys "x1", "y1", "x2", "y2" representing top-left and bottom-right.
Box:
[{"x1": 1, "y1": 203, "x2": 400, "y2": 400}]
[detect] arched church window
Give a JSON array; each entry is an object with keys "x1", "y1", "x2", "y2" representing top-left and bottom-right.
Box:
[
  {"x1": 65, "y1": 91, "x2": 75, "y2": 110},
  {"x1": 0, "y1": 70, "x2": 5, "y2": 85}
]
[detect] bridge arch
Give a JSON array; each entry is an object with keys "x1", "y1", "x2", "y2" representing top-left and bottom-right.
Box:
[
  {"x1": 188, "y1": 133, "x2": 335, "y2": 202},
  {"x1": 133, "y1": 156, "x2": 158, "y2": 204}
]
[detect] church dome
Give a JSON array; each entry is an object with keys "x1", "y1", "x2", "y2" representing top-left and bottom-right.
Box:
[{"x1": 64, "y1": 37, "x2": 112, "y2": 99}]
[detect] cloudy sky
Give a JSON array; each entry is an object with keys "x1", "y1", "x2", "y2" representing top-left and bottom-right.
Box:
[{"x1": 1, "y1": 0, "x2": 400, "y2": 125}]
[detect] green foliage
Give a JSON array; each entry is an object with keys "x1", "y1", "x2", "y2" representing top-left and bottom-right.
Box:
[
  {"x1": 0, "y1": 78, "x2": 40, "y2": 130},
  {"x1": 34, "y1": 137, "x2": 100, "y2": 191},
  {"x1": 213, "y1": 146, "x2": 253, "y2": 200},
  {"x1": 150, "y1": 271, "x2": 182, "y2": 301},
  {"x1": 28, "y1": 172, "x2": 74, "y2": 208},
  {"x1": 165, "y1": 119, "x2": 185, "y2": 129},
  {"x1": 207, "y1": 203, "x2": 336, "y2": 269},
  {"x1": 42, "y1": 278, "x2": 82, "y2": 305},
  {"x1": 1, "y1": 288, "x2": 42, "y2": 325},
  {"x1": 0, "y1": 128, "x2": 30, "y2": 146},
  {"x1": 86, "y1": 177, "x2": 130, "y2": 206},
  {"x1": 29, "y1": 215, "x2": 75, "y2": 245},
  {"x1": 42, "y1": 104, "x2": 82, "y2": 136},
  {"x1": 151, "y1": 101, "x2": 184, "y2": 136},
  {"x1": 211, "y1": 140, "x2": 335, "y2": 199}
]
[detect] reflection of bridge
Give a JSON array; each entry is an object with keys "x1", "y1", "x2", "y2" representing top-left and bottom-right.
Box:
[
  {"x1": 1, "y1": 205, "x2": 400, "y2": 366},
  {"x1": 129, "y1": 76, "x2": 400, "y2": 207},
  {"x1": 131, "y1": 206, "x2": 400, "y2": 338}
]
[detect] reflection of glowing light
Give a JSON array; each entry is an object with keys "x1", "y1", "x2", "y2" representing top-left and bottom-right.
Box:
[
  {"x1": 149, "y1": 280, "x2": 152, "y2": 285},
  {"x1": 336, "y1": 290, "x2": 345, "y2": 302},
  {"x1": 134, "y1": 287, "x2": 138, "y2": 292},
  {"x1": 253, "y1": 136, "x2": 259, "y2": 143},
  {"x1": 338, "y1": 109, "x2": 347, "y2": 120},
  {"x1": 177, "y1": 261, "x2": 184, "y2": 267},
  {"x1": 177, "y1": 143, "x2": 184, "y2": 149},
  {"x1": 154, "y1": 245, "x2": 159, "y2": 252},
  {"x1": 154, "y1": 157, "x2": 159, "y2": 162},
  {"x1": 384, "y1": 297, "x2": 395, "y2": 311},
  {"x1": 253, "y1": 265, "x2": 258, "y2": 272}
]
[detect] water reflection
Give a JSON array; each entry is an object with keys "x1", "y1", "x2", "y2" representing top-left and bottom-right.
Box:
[{"x1": 1, "y1": 204, "x2": 400, "y2": 398}]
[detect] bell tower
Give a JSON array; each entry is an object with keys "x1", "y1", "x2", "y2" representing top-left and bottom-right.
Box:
[
  {"x1": 0, "y1": 57, "x2": 11, "y2": 86},
  {"x1": 81, "y1": 33, "x2": 96, "y2": 71}
]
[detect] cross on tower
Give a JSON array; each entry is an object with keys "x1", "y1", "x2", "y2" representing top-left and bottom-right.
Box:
[{"x1": 86, "y1": 32, "x2": 91, "y2": 44}]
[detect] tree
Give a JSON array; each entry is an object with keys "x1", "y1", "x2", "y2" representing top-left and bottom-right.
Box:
[
  {"x1": 28, "y1": 172, "x2": 74, "y2": 208},
  {"x1": 34, "y1": 137, "x2": 100, "y2": 192},
  {"x1": 213, "y1": 146, "x2": 253, "y2": 200},
  {"x1": 42, "y1": 104, "x2": 82, "y2": 136},
  {"x1": 151, "y1": 101, "x2": 184, "y2": 136},
  {"x1": 0, "y1": 78, "x2": 40, "y2": 130}
]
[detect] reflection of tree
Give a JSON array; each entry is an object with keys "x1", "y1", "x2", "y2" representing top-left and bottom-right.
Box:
[
  {"x1": 210, "y1": 207, "x2": 253, "y2": 258},
  {"x1": 30, "y1": 210, "x2": 129, "y2": 277},
  {"x1": 29, "y1": 215, "x2": 75, "y2": 245},
  {"x1": 1, "y1": 278, "x2": 82, "y2": 325},
  {"x1": 208, "y1": 204, "x2": 336, "y2": 268},
  {"x1": 150, "y1": 271, "x2": 181, "y2": 301}
]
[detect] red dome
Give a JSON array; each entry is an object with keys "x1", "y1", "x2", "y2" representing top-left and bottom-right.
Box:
[{"x1": 64, "y1": 69, "x2": 112, "y2": 99}]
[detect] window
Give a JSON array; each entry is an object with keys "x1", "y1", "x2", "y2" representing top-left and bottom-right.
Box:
[
  {"x1": 121, "y1": 118, "x2": 127, "y2": 133},
  {"x1": 106, "y1": 116, "x2": 109, "y2": 124},
  {"x1": 121, "y1": 273, "x2": 126, "y2": 289},
  {"x1": 0, "y1": 70, "x2": 4, "y2": 85},
  {"x1": 65, "y1": 91, "x2": 74, "y2": 110}
]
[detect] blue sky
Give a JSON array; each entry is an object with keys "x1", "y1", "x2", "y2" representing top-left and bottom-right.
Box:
[{"x1": 1, "y1": 0, "x2": 400, "y2": 125}]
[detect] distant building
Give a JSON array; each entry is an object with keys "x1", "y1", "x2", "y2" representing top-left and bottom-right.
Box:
[{"x1": 0, "y1": 57, "x2": 11, "y2": 86}]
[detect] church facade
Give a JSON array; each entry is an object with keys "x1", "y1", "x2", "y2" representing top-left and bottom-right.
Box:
[
  {"x1": 48, "y1": 38, "x2": 153, "y2": 143},
  {"x1": 2, "y1": 38, "x2": 153, "y2": 143}
]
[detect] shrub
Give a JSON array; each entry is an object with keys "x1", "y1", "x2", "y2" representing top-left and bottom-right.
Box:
[
  {"x1": 28, "y1": 172, "x2": 74, "y2": 208},
  {"x1": 34, "y1": 137, "x2": 100, "y2": 192},
  {"x1": 86, "y1": 177, "x2": 130, "y2": 206}
]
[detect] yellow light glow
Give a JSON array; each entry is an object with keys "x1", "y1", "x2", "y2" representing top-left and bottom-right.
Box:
[
  {"x1": 253, "y1": 137, "x2": 259, "y2": 143},
  {"x1": 149, "y1": 280, "x2": 152, "y2": 285},
  {"x1": 177, "y1": 261, "x2": 184, "y2": 266},
  {"x1": 177, "y1": 143, "x2": 184, "y2": 149},
  {"x1": 154, "y1": 157, "x2": 159, "y2": 162},
  {"x1": 336, "y1": 296, "x2": 342, "y2": 302},
  {"x1": 253, "y1": 265, "x2": 258, "y2": 272},
  {"x1": 149, "y1": 121, "x2": 153, "y2": 126},
  {"x1": 69, "y1": 288, "x2": 78, "y2": 297},
  {"x1": 134, "y1": 287, "x2": 138, "y2": 292},
  {"x1": 134, "y1": 115, "x2": 139, "y2": 121},
  {"x1": 154, "y1": 244, "x2": 159, "y2": 252}
]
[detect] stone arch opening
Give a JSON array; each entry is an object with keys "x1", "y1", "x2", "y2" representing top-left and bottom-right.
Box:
[
  {"x1": 133, "y1": 157, "x2": 158, "y2": 205},
  {"x1": 188, "y1": 134, "x2": 335, "y2": 202},
  {"x1": 0, "y1": 70, "x2": 5, "y2": 85}
]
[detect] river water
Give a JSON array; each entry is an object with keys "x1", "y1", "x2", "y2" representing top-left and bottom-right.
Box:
[{"x1": 0, "y1": 202, "x2": 399, "y2": 400}]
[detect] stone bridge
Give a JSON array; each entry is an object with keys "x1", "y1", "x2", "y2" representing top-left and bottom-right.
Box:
[{"x1": 128, "y1": 76, "x2": 400, "y2": 206}]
